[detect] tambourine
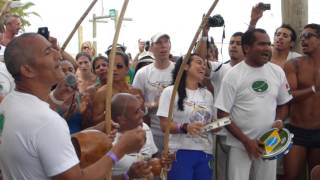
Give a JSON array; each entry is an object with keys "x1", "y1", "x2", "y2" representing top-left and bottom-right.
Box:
[{"x1": 258, "y1": 128, "x2": 294, "y2": 160}]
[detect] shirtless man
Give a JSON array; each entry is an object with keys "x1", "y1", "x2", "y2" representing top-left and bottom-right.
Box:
[
  {"x1": 283, "y1": 23, "x2": 320, "y2": 180},
  {"x1": 249, "y1": 4, "x2": 300, "y2": 68},
  {"x1": 0, "y1": 14, "x2": 21, "y2": 46}
]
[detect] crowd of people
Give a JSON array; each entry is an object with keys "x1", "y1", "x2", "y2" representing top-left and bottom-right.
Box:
[{"x1": 0, "y1": 3, "x2": 319, "y2": 180}]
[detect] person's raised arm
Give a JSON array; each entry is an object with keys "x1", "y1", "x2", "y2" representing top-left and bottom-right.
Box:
[
  {"x1": 48, "y1": 36, "x2": 77, "y2": 68},
  {"x1": 248, "y1": 4, "x2": 264, "y2": 30},
  {"x1": 195, "y1": 17, "x2": 209, "y2": 60}
]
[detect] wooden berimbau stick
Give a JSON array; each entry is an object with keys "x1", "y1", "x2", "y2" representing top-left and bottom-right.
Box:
[
  {"x1": 104, "y1": 0, "x2": 129, "y2": 179},
  {"x1": 162, "y1": 0, "x2": 220, "y2": 179},
  {"x1": 61, "y1": 0, "x2": 98, "y2": 51}
]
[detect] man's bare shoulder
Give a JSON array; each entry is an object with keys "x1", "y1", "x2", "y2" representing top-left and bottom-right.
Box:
[
  {"x1": 284, "y1": 56, "x2": 307, "y2": 68},
  {"x1": 287, "y1": 55, "x2": 306, "y2": 63}
]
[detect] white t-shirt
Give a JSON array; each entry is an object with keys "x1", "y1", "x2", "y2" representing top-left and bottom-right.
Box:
[
  {"x1": 0, "y1": 91, "x2": 79, "y2": 180},
  {"x1": 112, "y1": 123, "x2": 158, "y2": 175},
  {"x1": 0, "y1": 62, "x2": 15, "y2": 96},
  {"x1": 157, "y1": 86, "x2": 215, "y2": 154},
  {"x1": 209, "y1": 61, "x2": 232, "y2": 136},
  {"x1": 211, "y1": 61, "x2": 232, "y2": 99},
  {"x1": 210, "y1": 61, "x2": 232, "y2": 117},
  {"x1": 132, "y1": 62, "x2": 174, "y2": 136},
  {"x1": 215, "y1": 61, "x2": 292, "y2": 149}
]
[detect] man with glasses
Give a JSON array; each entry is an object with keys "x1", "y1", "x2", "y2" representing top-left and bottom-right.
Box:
[{"x1": 283, "y1": 23, "x2": 320, "y2": 180}]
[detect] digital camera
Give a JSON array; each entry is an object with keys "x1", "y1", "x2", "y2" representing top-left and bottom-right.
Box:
[
  {"x1": 208, "y1": 14, "x2": 225, "y2": 27},
  {"x1": 258, "y1": 2, "x2": 271, "y2": 11}
]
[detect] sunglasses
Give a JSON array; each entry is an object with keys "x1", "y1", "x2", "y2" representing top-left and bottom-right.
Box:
[
  {"x1": 82, "y1": 46, "x2": 90, "y2": 50},
  {"x1": 115, "y1": 64, "x2": 125, "y2": 69},
  {"x1": 300, "y1": 32, "x2": 319, "y2": 39}
]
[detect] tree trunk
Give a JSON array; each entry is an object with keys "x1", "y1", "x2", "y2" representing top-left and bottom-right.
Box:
[{"x1": 281, "y1": 0, "x2": 308, "y2": 53}]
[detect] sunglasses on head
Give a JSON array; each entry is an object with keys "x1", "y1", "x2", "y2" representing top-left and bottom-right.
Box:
[{"x1": 300, "y1": 32, "x2": 319, "y2": 39}]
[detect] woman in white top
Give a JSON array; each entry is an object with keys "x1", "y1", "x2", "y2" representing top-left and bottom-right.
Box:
[{"x1": 157, "y1": 54, "x2": 216, "y2": 180}]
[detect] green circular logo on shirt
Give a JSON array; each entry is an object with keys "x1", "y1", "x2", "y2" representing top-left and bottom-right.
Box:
[{"x1": 252, "y1": 80, "x2": 269, "y2": 93}]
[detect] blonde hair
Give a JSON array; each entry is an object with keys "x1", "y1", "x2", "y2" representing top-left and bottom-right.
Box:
[{"x1": 80, "y1": 41, "x2": 96, "y2": 57}]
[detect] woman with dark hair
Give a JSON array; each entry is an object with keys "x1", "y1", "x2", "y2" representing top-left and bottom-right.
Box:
[
  {"x1": 157, "y1": 54, "x2": 216, "y2": 180},
  {"x1": 92, "y1": 51, "x2": 144, "y2": 125},
  {"x1": 75, "y1": 52, "x2": 98, "y2": 94},
  {"x1": 92, "y1": 55, "x2": 108, "y2": 87}
]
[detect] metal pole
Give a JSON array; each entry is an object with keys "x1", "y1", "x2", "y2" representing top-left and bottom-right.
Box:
[{"x1": 93, "y1": 13, "x2": 97, "y2": 56}]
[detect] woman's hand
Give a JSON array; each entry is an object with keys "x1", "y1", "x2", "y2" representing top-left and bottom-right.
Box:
[{"x1": 187, "y1": 122, "x2": 204, "y2": 136}]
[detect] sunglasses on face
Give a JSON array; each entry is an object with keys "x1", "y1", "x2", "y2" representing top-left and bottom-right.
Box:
[
  {"x1": 300, "y1": 32, "x2": 319, "y2": 39},
  {"x1": 82, "y1": 46, "x2": 90, "y2": 50},
  {"x1": 115, "y1": 64, "x2": 125, "y2": 69}
]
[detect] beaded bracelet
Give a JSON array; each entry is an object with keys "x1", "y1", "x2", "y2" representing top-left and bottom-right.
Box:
[
  {"x1": 123, "y1": 172, "x2": 130, "y2": 180},
  {"x1": 106, "y1": 151, "x2": 119, "y2": 164}
]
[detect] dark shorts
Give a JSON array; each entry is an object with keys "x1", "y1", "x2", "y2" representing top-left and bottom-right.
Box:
[{"x1": 286, "y1": 124, "x2": 320, "y2": 148}]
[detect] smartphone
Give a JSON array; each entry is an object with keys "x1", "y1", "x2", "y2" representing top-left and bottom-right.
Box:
[
  {"x1": 258, "y1": 3, "x2": 271, "y2": 11},
  {"x1": 37, "y1": 27, "x2": 50, "y2": 40}
]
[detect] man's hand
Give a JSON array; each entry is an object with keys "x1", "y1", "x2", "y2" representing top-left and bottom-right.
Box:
[
  {"x1": 243, "y1": 138, "x2": 264, "y2": 159},
  {"x1": 48, "y1": 36, "x2": 60, "y2": 51},
  {"x1": 249, "y1": 4, "x2": 264, "y2": 29},
  {"x1": 113, "y1": 128, "x2": 146, "y2": 155},
  {"x1": 127, "y1": 160, "x2": 153, "y2": 179},
  {"x1": 160, "y1": 151, "x2": 175, "y2": 171},
  {"x1": 272, "y1": 120, "x2": 283, "y2": 129}
]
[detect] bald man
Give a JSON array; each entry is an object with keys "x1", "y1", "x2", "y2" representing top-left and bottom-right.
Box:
[{"x1": 111, "y1": 93, "x2": 157, "y2": 179}]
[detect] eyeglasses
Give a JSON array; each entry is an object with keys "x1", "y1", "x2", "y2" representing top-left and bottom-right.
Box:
[
  {"x1": 82, "y1": 46, "x2": 90, "y2": 50},
  {"x1": 300, "y1": 32, "x2": 319, "y2": 39}
]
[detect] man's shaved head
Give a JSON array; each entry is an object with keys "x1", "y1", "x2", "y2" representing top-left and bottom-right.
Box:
[
  {"x1": 4, "y1": 33, "x2": 40, "y2": 81},
  {"x1": 111, "y1": 93, "x2": 138, "y2": 121}
]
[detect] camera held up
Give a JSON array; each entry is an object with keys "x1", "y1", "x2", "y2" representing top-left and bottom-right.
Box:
[
  {"x1": 258, "y1": 2, "x2": 271, "y2": 11},
  {"x1": 208, "y1": 14, "x2": 225, "y2": 28}
]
